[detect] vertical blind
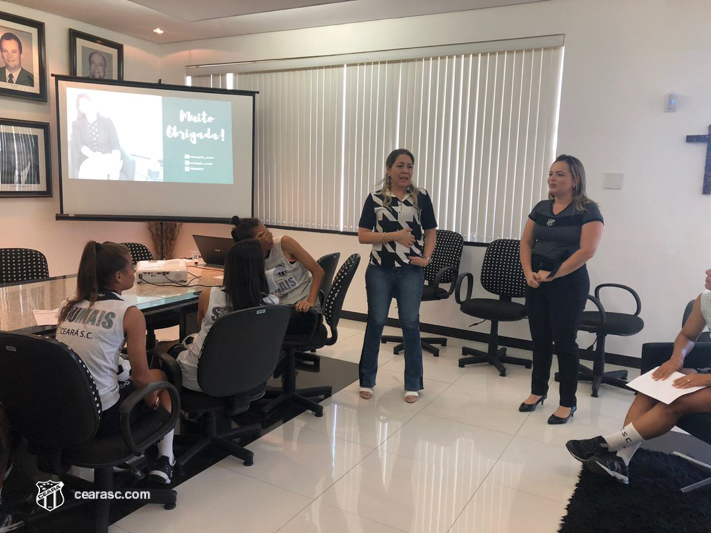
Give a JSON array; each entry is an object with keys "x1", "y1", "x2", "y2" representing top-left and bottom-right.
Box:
[{"x1": 191, "y1": 45, "x2": 563, "y2": 242}]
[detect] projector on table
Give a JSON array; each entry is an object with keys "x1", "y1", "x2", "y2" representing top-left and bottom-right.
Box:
[{"x1": 136, "y1": 259, "x2": 189, "y2": 284}]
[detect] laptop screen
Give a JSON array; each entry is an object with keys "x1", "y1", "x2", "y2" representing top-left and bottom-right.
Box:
[{"x1": 192, "y1": 235, "x2": 235, "y2": 267}]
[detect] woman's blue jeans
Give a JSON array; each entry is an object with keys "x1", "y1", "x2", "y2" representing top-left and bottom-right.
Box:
[{"x1": 359, "y1": 263, "x2": 425, "y2": 391}]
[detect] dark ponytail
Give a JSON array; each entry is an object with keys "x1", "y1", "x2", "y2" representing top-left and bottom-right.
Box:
[
  {"x1": 58, "y1": 241, "x2": 131, "y2": 323},
  {"x1": 230, "y1": 215, "x2": 262, "y2": 242},
  {"x1": 223, "y1": 239, "x2": 269, "y2": 310}
]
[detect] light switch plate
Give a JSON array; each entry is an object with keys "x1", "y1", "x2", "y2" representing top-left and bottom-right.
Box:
[{"x1": 604, "y1": 172, "x2": 624, "y2": 189}]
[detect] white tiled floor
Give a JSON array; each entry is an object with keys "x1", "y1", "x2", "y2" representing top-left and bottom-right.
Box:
[{"x1": 118, "y1": 320, "x2": 637, "y2": 533}]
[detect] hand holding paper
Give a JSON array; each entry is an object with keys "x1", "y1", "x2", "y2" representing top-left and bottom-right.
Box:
[{"x1": 627, "y1": 367, "x2": 705, "y2": 404}]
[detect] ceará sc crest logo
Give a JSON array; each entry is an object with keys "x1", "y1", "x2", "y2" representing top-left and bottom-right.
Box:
[{"x1": 36, "y1": 480, "x2": 65, "y2": 512}]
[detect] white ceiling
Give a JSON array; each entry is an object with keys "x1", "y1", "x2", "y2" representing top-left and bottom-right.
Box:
[{"x1": 5, "y1": 0, "x2": 547, "y2": 44}]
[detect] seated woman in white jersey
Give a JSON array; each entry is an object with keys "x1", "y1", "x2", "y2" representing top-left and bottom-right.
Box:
[
  {"x1": 54, "y1": 241, "x2": 176, "y2": 484},
  {"x1": 161, "y1": 239, "x2": 279, "y2": 393},
  {"x1": 566, "y1": 268, "x2": 711, "y2": 485},
  {"x1": 230, "y1": 216, "x2": 324, "y2": 312}
]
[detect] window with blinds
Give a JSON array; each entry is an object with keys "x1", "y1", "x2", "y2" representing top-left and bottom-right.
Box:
[{"x1": 189, "y1": 39, "x2": 563, "y2": 243}]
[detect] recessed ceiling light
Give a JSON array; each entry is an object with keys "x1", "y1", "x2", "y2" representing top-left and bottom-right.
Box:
[{"x1": 153, "y1": 28, "x2": 164, "y2": 34}]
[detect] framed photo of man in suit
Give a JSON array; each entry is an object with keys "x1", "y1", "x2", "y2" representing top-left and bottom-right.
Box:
[
  {"x1": 0, "y1": 11, "x2": 47, "y2": 102},
  {"x1": 0, "y1": 118, "x2": 51, "y2": 198},
  {"x1": 69, "y1": 29, "x2": 123, "y2": 81}
]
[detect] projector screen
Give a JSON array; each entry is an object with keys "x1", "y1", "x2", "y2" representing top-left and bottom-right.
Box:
[{"x1": 55, "y1": 76, "x2": 255, "y2": 222}]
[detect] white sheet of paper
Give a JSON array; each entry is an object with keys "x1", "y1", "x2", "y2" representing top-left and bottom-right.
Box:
[
  {"x1": 33, "y1": 309, "x2": 59, "y2": 326},
  {"x1": 626, "y1": 366, "x2": 705, "y2": 404}
]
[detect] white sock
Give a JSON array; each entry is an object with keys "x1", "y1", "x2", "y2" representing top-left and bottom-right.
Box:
[
  {"x1": 603, "y1": 423, "x2": 644, "y2": 452},
  {"x1": 157, "y1": 429, "x2": 175, "y2": 464},
  {"x1": 614, "y1": 442, "x2": 640, "y2": 465}
]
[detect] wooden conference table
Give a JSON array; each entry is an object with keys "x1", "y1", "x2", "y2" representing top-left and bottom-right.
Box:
[{"x1": 0, "y1": 265, "x2": 224, "y2": 335}]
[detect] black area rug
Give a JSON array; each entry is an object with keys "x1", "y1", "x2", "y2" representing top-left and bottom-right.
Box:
[{"x1": 560, "y1": 449, "x2": 711, "y2": 533}]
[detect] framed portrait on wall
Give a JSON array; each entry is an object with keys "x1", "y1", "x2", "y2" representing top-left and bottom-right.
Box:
[
  {"x1": 69, "y1": 29, "x2": 124, "y2": 81},
  {"x1": 0, "y1": 11, "x2": 47, "y2": 102},
  {"x1": 0, "y1": 118, "x2": 51, "y2": 198}
]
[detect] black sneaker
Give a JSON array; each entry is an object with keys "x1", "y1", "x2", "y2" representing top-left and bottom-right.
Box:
[
  {"x1": 565, "y1": 436, "x2": 608, "y2": 463},
  {"x1": 0, "y1": 511, "x2": 24, "y2": 533},
  {"x1": 586, "y1": 452, "x2": 629, "y2": 485},
  {"x1": 148, "y1": 456, "x2": 174, "y2": 485}
]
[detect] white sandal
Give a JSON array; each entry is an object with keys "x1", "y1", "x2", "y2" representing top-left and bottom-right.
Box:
[
  {"x1": 404, "y1": 391, "x2": 419, "y2": 403},
  {"x1": 359, "y1": 387, "x2": 373, "y2": 399}
]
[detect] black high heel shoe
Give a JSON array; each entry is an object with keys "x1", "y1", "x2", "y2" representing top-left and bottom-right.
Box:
[
  {"x1": 548, "y1": 405, "x2": 577, "y2": 425},
  {"x1": 519, "y1": 395, "x2": 547, "y2": 412}
]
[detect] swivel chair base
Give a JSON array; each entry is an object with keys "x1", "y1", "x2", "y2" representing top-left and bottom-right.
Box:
[
  {"x1": 261, "y1": 347, "x2": 330, "y2": 418},
  {"x1": 381, "y1": 335, "x2": 446, "y2": 357},
  {"x1": 555, "y1": 365, "x2": 630, "y2": 398},
  {"x1": 458, "y1": 346, "x2": 532, "y2": 377},
  {"x1": 673, "y1": 451, "x2": 711, "y2": 493},
  {"x1": 177, "y1": 411, "x2": 261, "y2": 470}
]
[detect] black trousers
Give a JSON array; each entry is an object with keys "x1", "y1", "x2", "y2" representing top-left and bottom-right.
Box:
[{"x1": 525, "y1": 265, "x2": 589, "y2": 407}]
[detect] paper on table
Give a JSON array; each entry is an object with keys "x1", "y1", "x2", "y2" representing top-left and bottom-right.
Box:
[
  {"x1": 626, "y1": 366, "x2": 705, "y2": 404},
  {"x1": 33, "y1": 309, "x2": 59, "y2": 326}
]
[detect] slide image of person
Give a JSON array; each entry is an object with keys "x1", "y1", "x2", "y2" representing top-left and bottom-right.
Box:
[
  {"x1": 70, "y1": 93, "x2": 125, "y2": 180},
  {"x1": 0, "y1": 32, "x2": 34, "y2": 87},
  {"x1": 0, "y1": 133, "x2": 40, "y2": 185},
  {"x1": 88, "y1": 51, "x2": 107, "y2": 79}
]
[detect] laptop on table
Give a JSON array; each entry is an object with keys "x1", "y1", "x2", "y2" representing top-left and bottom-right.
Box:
[{"x1": 192, "y1": 235, "x2": 235, "y2": 267}]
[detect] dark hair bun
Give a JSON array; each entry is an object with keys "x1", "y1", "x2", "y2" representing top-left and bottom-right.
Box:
[{"x1": 230, "y1": 216, "x2": 241, "y2": 226}]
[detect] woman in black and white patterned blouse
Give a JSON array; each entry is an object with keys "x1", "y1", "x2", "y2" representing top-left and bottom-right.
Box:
[{"x1": 357, "y1": 148, "x2": 437, "y2": 403}]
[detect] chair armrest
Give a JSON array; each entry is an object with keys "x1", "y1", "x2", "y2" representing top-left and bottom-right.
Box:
[
  {"x1": 455, "y1": 272, "x2": 474, "y2": 305},
  {"x1": 149, "y1": 349, "x2": 183, "y2": 394},
  {"x1": 594, "y1": 283, "x2": 642, "y2": 317},
  {"x1": 641, "y1": 342, "x2": 711, "y2": 374},
  {"x1": 284, "y1": 307, "x2": 322, "y2": 348},
  {"x1": 584, "y1": 294, "x2": 607, "y2": 331},
  {"x1": 119, "y1": 381, "x2": 180, "y2": 455},
  {"x1": 431, "y1": 266, "x2": 459, "y2": 299}
]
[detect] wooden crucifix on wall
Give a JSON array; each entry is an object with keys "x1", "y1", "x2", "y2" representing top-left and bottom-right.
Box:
[{"x1": 686, "y1": 125, "x2": 711, "y2": 194}]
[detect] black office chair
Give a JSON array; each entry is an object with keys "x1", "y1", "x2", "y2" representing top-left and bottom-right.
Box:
[
  {"x1": 122, "y1": 242, "x2": 182, "y2": 348},
  {"x1": 456, "y1": 239, "x2": 532, "y2": 376},
  {"x1": 382, "y1": 230, "x2": 463, "y2": 357},
  {"x1": 572, "y1": 283, "x2": 644, "y2": 397},
  {"x1": 122, "y1": 242, "x2": 154, "y2": 264},
  {"x1": 0, "y1": 248, "x2": 49, "y2": 284},
  {"x1": 317, "y1": 252, "x2": 341, "y2": 305},
  {"x1": 263, "y1": 254, "x2": 361, "y2": 419},
  {"x1": 295, "y1": 252, "x2": 341, "y2": 368},
  {"x1": 153, "y1": 305, "x2": 291, "y2": 470},
  {"x1": 0, "y1": 331, "x2": 180, "y2": 533},
  {"x1": 641, "y1": 340, "x2": 711, "y2": 492}
]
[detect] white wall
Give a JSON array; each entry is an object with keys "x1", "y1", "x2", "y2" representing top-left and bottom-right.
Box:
[
  {"x1": 165, "y1": 0, "x2": 711, "y2": 358},
  {"x1": 4, "y1": 0, "x2": 711, "y2": 359},
  {"x1": 0, "y1": 3, "x2": 163, "y2": 275}
]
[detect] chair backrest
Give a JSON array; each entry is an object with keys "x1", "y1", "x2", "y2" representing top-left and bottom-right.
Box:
[
  {"x1": 0, "y1": 248, "x2": 49, "y2": 284},
  {"x1": 424, "y1": 230, "x2": 464, "y2": 284},
  {"x1": 317, "y1": 252, "x2": 341, "y2": 303},
  {"x1": 480, "y1": 239, "x2": 526, "y2": 298},
  {"x1": 323, "y1": 253, "x2": 360, "y2": 340},
  {"x1": 197, "y1": 305, "x2": 291, "y2": 397},
  {"x1": 0, "y1": 332, "x2": 101, "y2": 449},
  {"x1": 121, "y1": 242, "x2": 154, "y2": 265},
  {"x1": 683, "y1": 299, "x2": 711, "y2": 343}
]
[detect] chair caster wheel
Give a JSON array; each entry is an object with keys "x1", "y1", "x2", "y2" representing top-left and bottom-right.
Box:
[
  {"x1": 164, "y1": 503, "x2": 176, "y2": 510},
  {"x1": 591, "y1": 391, "x2": 599, "y2": 398},
  {"x1": 244, "y1": 459, "x2": 254, "y2": 466},
  {"x1": 315, "y1": 411, "x2": 324, "y2": 417},
  {"x1": 499, "y1": 372, "x2": 506, "y2": 377},
  {"x1": 381, "y1": 339, "x2": 387, "y2": 344},
  {"x1": 525, "y1": 363, "x2": 532, "y2": 369},
  {"x1": 432, "y1": 352, "x2": 440, "y2": 357},
  {"x1": 458, "y1": 362, "x2": 465, "y2": 368},
  {"x1": 442, "y1": 340, "x2": 448, "y2": 346}
]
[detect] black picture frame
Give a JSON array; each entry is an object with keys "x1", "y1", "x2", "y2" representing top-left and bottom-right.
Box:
[
  {"x1": 0, "y1": 11, "x2": 47, "y2": 102},
  {"x1": 69, "y1": 29, "x2": 124, "y2": 81},
  {"x1": 0, "y1": 118, "x2": 51, "y2": 198}
]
